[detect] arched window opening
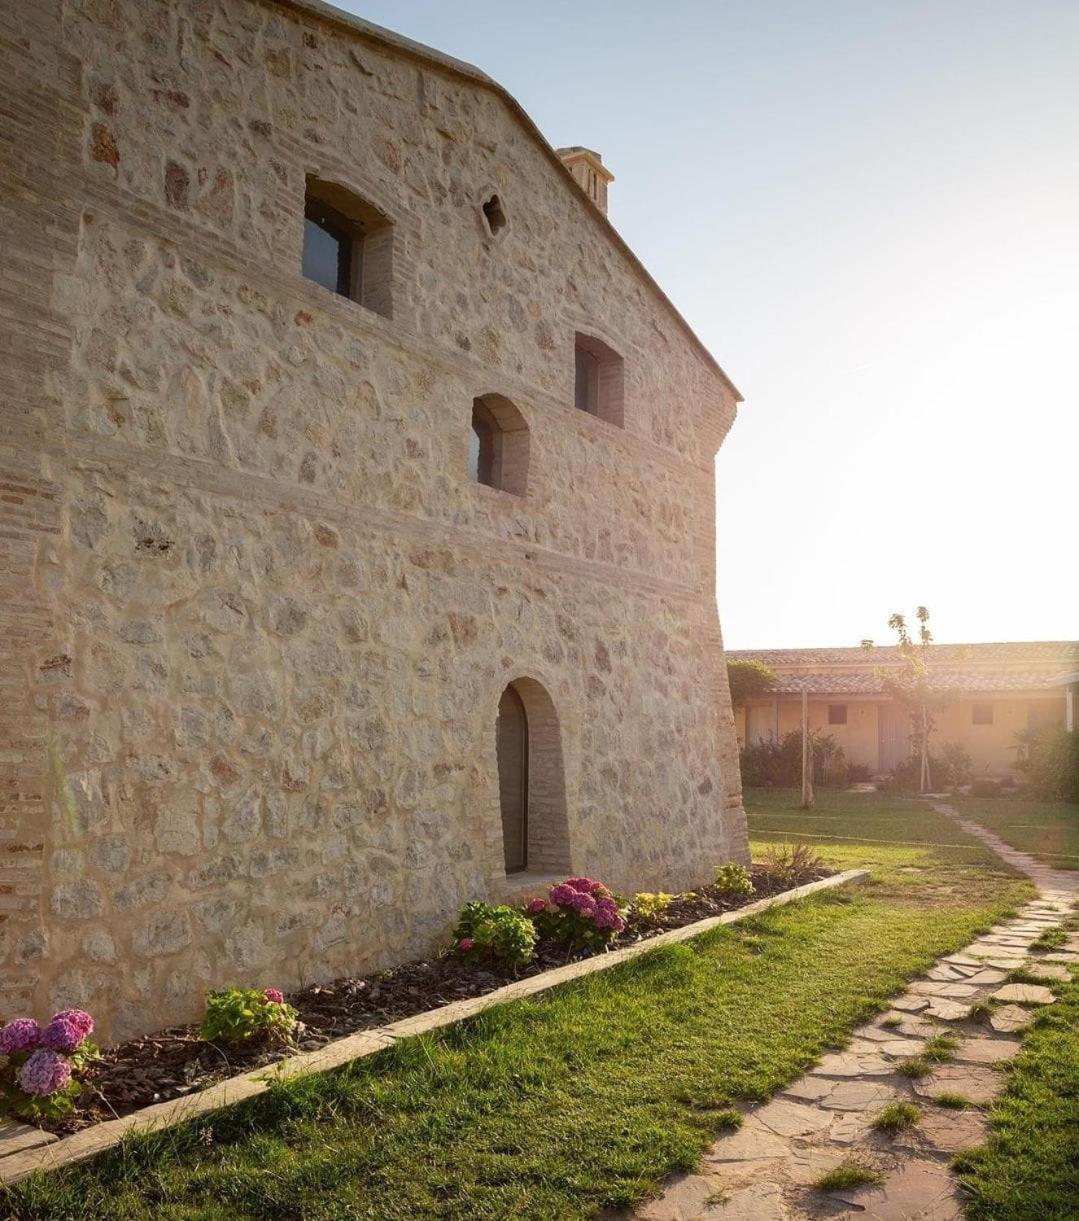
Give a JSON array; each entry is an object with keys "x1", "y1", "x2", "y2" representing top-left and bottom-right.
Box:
[
  {"x1": 302, "y1": 176, "x2": 394, "y2": 318},
  {"x1": 574, "y1": 332, "x2": 624, "y2": 426},
  {"x1": 494, "y1": 677, "x2": 571, "y2": 876},
  {"x1": 468, "y1": 394, "x2": 529, "y2": 496}
]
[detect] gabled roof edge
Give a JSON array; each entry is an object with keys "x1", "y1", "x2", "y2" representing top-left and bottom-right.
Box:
[{"x1": 275, "y1": 0, "x2": 744, "y2": 402}]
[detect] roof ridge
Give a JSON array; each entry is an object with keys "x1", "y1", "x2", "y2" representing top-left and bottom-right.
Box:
[{"x1": 274, "y1": 0, "x2": 742, "y2": 400}]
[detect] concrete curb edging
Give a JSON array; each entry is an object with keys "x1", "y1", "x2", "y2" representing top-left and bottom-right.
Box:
[{"x1": 0, "y1": 868, "x2": 868, "y2": 1186}]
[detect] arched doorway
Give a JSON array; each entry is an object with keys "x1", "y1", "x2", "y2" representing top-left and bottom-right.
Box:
[
  {"x1": 494, "y1": 677, "x2": 571, "y2": 876},
  {"x1": 496, "y1": 685, "x2": 529, "y2": 872}
]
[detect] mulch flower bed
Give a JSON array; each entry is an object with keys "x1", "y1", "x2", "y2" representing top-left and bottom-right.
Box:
[{"x1": 46, "y1": 864, "x2": 830, "y2": 1134}]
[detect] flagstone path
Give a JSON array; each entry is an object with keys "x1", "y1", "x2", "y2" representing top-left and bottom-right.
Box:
[{"x1": 635, "y1": 802, "x2": 1077, "y2": 1221}]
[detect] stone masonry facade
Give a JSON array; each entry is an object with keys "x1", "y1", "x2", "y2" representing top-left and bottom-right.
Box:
[{"x1": 0, "y1": 0, "x2": 747, "y2": 1039}]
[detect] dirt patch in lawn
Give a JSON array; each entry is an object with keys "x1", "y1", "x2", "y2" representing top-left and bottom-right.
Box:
[{"x1": 43, "y1": 865, "x2": 829, "y2": 1134}]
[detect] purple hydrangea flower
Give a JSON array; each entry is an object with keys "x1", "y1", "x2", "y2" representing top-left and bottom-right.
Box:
[
  {"x1": 569, "y1": 892, "x2": 597, "y2": 917},
  {"x1": 549, "y1": 884, "x2": 578, "y2": 907},
  {"x1": 17, "y1": 1049, "x2": 72, "y2": 1097},
  {"x1": 0, "y1": 1018, "x2": 42, "y2": 1054},
  {"x1": 526, "y1": 898, "x2": 547, "y2": 914},
  {"x1": 52, "y1": 1009, "x2": 94, "y2": 1041},
  {"x1": 41, "y1": 1017, "x2": 84, "y2": 1053},
  {"x1": 262, "y1": 988, "x2": 285, "y2": 1005}
]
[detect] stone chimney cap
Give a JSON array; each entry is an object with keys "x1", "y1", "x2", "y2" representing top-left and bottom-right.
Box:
[{"x1": 555, "y1": 147, "x2": 615, "y2": 183}]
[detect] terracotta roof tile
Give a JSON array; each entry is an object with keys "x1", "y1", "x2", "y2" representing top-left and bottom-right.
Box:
[{"x1": 727, "y1": 641, "x2": 1079, "y2": 696}]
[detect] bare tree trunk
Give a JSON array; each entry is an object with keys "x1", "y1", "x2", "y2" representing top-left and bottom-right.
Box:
[
  {"x1": 920, "y1": 700, "x2": 931, "y2": 792},
  {"x1": 801, "y1": 688, "x2": 814, "y2": 808}
]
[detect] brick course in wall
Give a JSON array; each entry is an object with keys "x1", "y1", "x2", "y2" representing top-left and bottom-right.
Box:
[{"x1": 0, "y1": 0, "x2": 747, "y2": 1039}]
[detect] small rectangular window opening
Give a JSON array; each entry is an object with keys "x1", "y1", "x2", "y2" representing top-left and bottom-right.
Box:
[
  {"x1": 573, "y1": 333, "x2": 624, "y2": 426},
  {"x1": 972, "y1": 702, "x2": 994, "y2": 726},
  {"x1": 302, "y1": 177, "x2": 393, "y2": 318},
  {"x1": 828, "y1": 704, "x2": 847, "y2": 725}
]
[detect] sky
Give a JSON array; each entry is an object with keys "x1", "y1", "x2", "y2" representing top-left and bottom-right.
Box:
[{"x1": 338, "y1": 1, "x2": 1078, "y2": 648}]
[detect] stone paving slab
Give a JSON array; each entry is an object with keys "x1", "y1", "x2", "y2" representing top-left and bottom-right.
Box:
[
  {"x1": 632, "y1": 800, "x2": 1075, "y2": 1220},
  {"x1": 989, "y1": 1004, "x2": 1034, "y2": 1033},
  {"x1": 912, "y1": 1064, "x2": 1004, "y2": 1106},
  {"x1": 830, "y1": 1158, "x2": 963, "y2": 1220},
  {"x1": 951, "y1": 1036, "x2": 1021, "y2": 1064},
  {"x1": 1022, "y1": 962, "x2": 1071, "y2": 982},
  {"x1": 991, "y1": 983, "x2": 1056, "y2": 1005}
]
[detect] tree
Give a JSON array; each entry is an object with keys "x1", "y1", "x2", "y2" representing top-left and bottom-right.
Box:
[
  {"x1": 726, "y1": 659, "x2": 777, "y2": 707},
  {"x1": 861, "y1": 607, "x2": 935, "y2": 793}
]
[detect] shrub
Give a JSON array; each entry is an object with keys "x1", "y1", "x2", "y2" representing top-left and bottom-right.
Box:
[
  {"x1": 713, "y1": 863, "x2": 754, "y2": 898},
  {"x1": 632, "y1": 892, "x2": 674, "y2": 920},
  {"x1": 531, "y1": 877, "x2": 627, "y2": 951},
  {"x1": 453, "y1": 901, "x2": 537, "y2": 967},
  {"x1": 739, "y1": 730, "x2": 848, "y2": 788},
  {"x1": 940, "y1": 740, "x2": 972, "y2": 786},
  {"x1": 758, "y1": 842, "x2": 825, "y2": 888},
  {"x1": 1027, "y1": 729, "x2": 1079, "y2": 802},
  {"x1": 200, "y1": 987, "x2": 298, "y2": 1048},
  {"x1": 0, "y1": 1009, "x2": 97, "y2": 1121}
]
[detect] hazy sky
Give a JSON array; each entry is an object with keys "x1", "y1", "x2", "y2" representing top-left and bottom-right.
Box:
[{"x1": 339, "y1": 1, "x2": 1078, "y2": 648}]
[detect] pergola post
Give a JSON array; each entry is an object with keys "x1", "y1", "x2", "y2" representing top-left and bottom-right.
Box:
[{"x1": 1068, "y1": 685, "x2": 1075, "y2": 733}]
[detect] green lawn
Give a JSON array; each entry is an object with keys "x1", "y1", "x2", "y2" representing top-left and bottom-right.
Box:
[
  {"x1": 4, "y1": 791, "x2": 1032, "y2": 1220},
  {"x1": 952, "y1": 794, "x2": 1079, "y2": 870},
  {"x1": 954, "y1": 922, "x2": 1079, "y2": 1219}
]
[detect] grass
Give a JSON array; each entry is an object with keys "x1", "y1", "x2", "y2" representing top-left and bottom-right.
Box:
[
  {"x1": 953, "y1": 794, "x2": 1079, "y2": 869},
  {"x1": 934, "y1": 1092, "x2": 973, "y2": 1110},
  {"x1": 1031, "y1": 927, "x2": 1067, "y2": 951},
  {"x1": 954, "y1": 968, "x2": 1079, "y2": 1219},
  {"x1": 2, "y1": 789, "x2": 1032, "y2": 1220},
  {"x1": 872, "y1": 1101, "x2": 921, "y2": 1133},
  {"x1": 815, "y1": 1163, "x2": 883, "y2": 1192}
]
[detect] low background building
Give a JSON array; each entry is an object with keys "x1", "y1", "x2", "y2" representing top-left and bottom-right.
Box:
[{"x1": 729, "y1": 642, "x2": 1079, "y2": 777}]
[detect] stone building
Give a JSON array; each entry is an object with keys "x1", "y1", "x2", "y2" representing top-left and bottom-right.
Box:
[{"x1": 0, "y1": 0, "x2": 747, "y2": 1039}]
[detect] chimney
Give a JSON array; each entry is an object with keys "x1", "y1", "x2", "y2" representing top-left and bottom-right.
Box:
[{"x1": 556, "y1": 147, "x2": 615, "y2": 216}]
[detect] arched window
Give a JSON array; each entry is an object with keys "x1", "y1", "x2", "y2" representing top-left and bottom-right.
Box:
[
  {"x1": 574, "y1": 332, "x2": 624, "y2": 426},
  {"x1": 494, "y1": 678, "x2": 571, "y2": 875},
  {"x1": 302, "y1": 176, "x2": 394, "y2": 317},
  {"x1": 468, "y1": 395, "x2": 529, "y2": 496}
]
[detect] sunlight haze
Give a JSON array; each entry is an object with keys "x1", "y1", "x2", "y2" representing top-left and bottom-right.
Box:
[{"x1": 341, "y1": 0, "x2": 1078, "y2": 648}]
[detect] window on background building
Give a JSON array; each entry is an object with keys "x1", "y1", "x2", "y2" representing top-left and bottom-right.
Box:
[
  {"x1": 573, "y1": 332, "x2": 624, "y2": 425},
  {"x1": 828, "y1": 704, "x2": 847, "y2": 725},
  {"x1": 972, "y1": 702, "x2": 994, "y2": 725},
  {"x1": 302, "y1": 177, "x2": 394, "y2": 317}
]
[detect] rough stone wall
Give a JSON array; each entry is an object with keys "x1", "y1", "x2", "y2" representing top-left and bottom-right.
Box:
[{"x1": 1, "y1": 0, "x2": 747, "y2": 1040}]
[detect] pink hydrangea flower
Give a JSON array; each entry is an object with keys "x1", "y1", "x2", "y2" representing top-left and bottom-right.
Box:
[
  {"x1": 0, "y1": 1018, "x2": 42, "y2": 1054},
  {"x1": 41, "y1": 1016, "x2": 84, "y2": 1053},
  {"x1": 549, "y1": 884, "x2": 578, "y2": 907},
  {"x1": 526, "y1": 898, "x2": 547, "y2": 914},
  {"x1": 52, "y1": 1009, "x2": 94, "y2": 1041},
  {"x1": 565, "y1": 877, "x2": 600, "y2": 894},
  {"x1": 17, "y1": 1049, "x2": 72, "y2": 1097},
  {"x1": 457, "y1": 937, "x2": 475, "y2": 952},
  {"x1": 262, "y1": 988, "x2": 285, "y2": 1005}
]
